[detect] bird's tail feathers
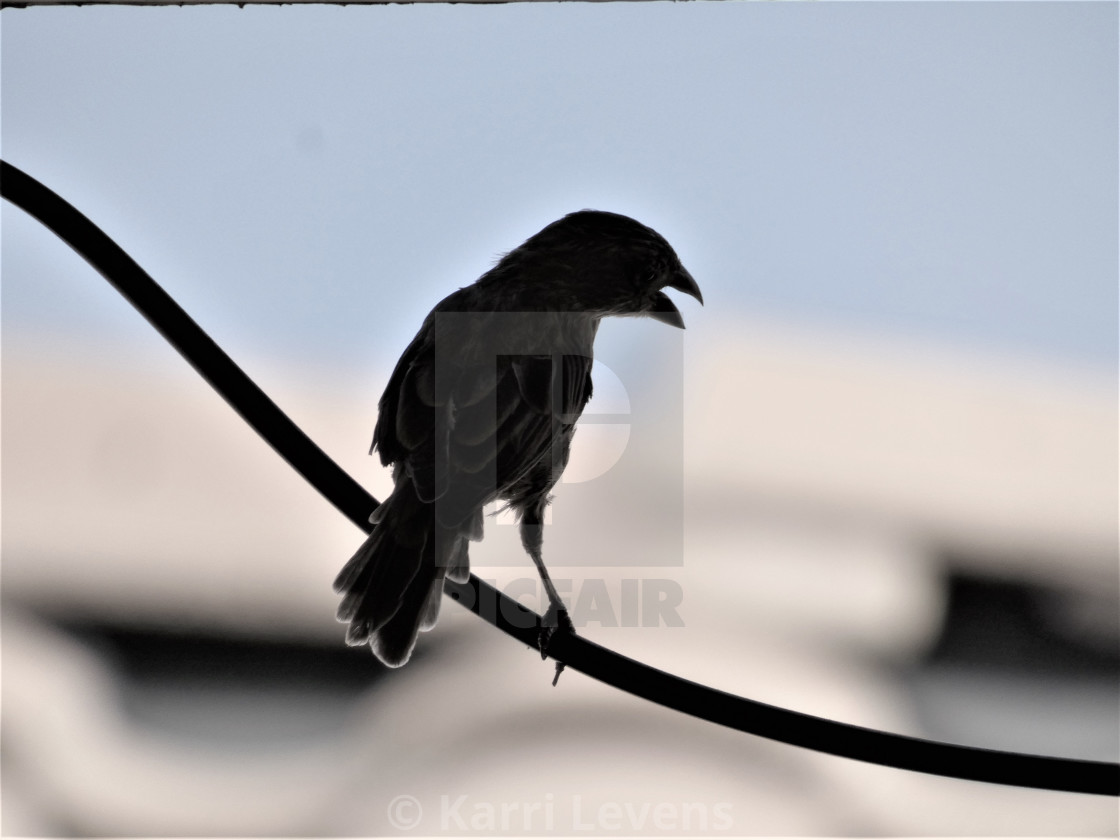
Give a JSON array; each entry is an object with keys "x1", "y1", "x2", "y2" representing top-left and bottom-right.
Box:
[{"x1": 333, "y1": 486, "x2": 472, "y2": 667}]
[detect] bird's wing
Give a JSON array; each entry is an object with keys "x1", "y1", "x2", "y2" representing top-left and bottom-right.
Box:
[
  {"x1": 432, "y1": 352, "x2": 593, "y2": 528},
  {"x1": 492, "y1": 351, "x2": 594, "y2": 502},
  {"x1": 374, "y1": 320, "x2": 593, "y2": 528},
  {"x1": 371, "y1": 327, "x2": 430, "y2": 467}
]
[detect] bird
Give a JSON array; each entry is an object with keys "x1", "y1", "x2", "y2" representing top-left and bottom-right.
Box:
[{"x1": 333, "y1": 209, "x2": 702, "y2": 669}]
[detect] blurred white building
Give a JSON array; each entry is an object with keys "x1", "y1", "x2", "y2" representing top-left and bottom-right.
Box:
[{"x1": 2, "y1": 321, "x2": 1117, "y2": 835}]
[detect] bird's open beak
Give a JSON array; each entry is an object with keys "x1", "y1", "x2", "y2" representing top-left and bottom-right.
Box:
[{"x1": 647, "y1": 267, "x2": 703, "y2": 329}]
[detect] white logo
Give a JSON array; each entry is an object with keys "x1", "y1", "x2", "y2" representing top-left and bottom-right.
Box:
[{"x1": 386, "y1": 794, "x2": 422, "y2": 830}]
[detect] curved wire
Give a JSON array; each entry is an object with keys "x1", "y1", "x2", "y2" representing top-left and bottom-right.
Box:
[{"x1": 3, "y1": 158, "x2": 1116, "y2": 797}]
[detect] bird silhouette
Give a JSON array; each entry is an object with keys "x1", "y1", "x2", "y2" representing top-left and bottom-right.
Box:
[{"x1": 334, "y1": 210, "x2": 702, "y2": 669}]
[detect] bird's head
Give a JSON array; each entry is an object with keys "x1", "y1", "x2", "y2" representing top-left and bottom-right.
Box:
[{"x1": 494, "y1": 210, "x2": 703, "y2": 328}]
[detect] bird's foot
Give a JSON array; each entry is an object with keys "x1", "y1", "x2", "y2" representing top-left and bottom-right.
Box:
[
  {"x1": 538, "y1": 603, "x2": 574, "y2": 658},
  {"x1": 538, "y1": 603, "x2": 574, "y2": 685}
]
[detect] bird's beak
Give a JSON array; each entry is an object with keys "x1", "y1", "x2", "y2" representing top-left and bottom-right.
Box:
[
  {"x1": 665, "y1": 266, "x2": 704, "y2": 305},
  {"x1": 647, "y1": 266, "x2": 703, "y2": 329}
]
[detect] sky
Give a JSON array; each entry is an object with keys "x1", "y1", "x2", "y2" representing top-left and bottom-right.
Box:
[{"x1": 2, "y1": 1, "x2": 1117, "y2": 383}]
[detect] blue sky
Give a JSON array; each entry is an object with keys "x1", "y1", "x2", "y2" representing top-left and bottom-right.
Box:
[{"x1": 2, "y1": 2, "x2": 1116, "y2": 379}]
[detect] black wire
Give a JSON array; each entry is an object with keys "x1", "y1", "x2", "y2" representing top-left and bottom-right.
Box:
[
  {"x1": 3, "y1": 158, "x2": 1116, "y2": 797},
  {"x1": 1, "y1": 160, "x2": 374, "y2": 533}
]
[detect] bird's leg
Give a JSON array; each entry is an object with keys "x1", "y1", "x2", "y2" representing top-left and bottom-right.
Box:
[
  {"x1": 520, "y1": 516, "x2": 574, "y2": 665},
  {"x1": 530, "y1": 545, "x2": 574, "y2": 637},
  {"x1": 530, "y1": 545, "x2": 573, "y2": 687}
]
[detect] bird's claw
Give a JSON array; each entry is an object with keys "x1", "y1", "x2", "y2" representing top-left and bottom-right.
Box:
[
  {"x1": 538, "y1": 603, "x2": 574, "y2": 658},
  {"x1": 538, "y1": 604, "x2": 574, "y2": 686}
]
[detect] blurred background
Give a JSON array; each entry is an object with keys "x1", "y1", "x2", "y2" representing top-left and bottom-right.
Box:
[{"x1": 2, "y1": 2, "x2": 1117, "y2": 835}]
